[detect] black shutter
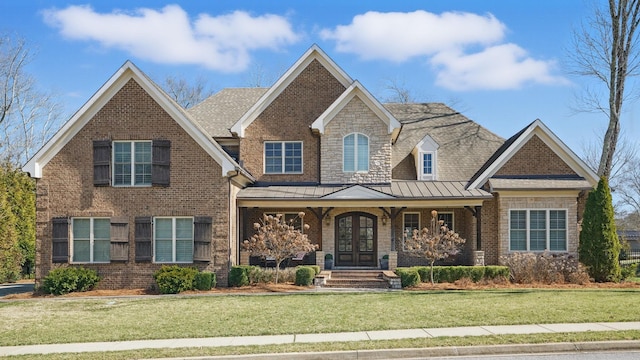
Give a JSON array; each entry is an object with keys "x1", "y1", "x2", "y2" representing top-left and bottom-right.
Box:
[
  {"x1": 110, "y1": 217, "x2": 129, "y2": 261},
  {"x1": 135, "y1": 217, "x2": 153, "y2": 262},
  {"x1": 93, "y1": 140, "x2": 111, "y2": 186},
  {"x1": 193, "y1": 216, "x2": 212, "y2": 262},
  {"x1": 52, "y1": 217, "x2": 69, "y2": 263},
  {"x1": 152, "y1": 139, "x2": 171, "y2": 187}
]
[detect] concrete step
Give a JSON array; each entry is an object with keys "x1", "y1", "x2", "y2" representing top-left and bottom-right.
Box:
[{"x1": 324, "y1": 278, "x2": 390, "y2": 289}]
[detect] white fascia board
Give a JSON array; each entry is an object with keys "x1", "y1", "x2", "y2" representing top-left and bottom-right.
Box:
[
  {"x1": 467, "y1": 119, "x2": 599, "y2": 189},
  {"x1": 231, "y1": 44, "x2": 353, "y2": 137},
  {"x1": 311, "y1": 80, "x2": 401, "y2": 135}
]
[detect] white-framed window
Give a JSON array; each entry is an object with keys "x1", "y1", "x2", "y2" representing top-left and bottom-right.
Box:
[
  {"x1": 71, "y1": 218, "x2": 110, "y2": 263},
  {"x1": 264, "y1": 141, "x2": 303, "y2": 174},
  {"x1": 154, "y1": 217, "x2": 194, "y2": 263},
  {"x1": 423, "y1": 153, "x2": 433, "y2": 176},
  {"x1": 509, "y1": 209, "x2": 567, "y2": 251},
  {"x1": 343, "y1": 133, "x2": 369, "y2": 172},
  {"x1": 438, "y1": 212, "x2": 454, "y2": 231},
  {"x1": 402, "y1": 212, "x2": 420, "y2": 250},
  {"x1": 113, "y1": 140, "x2": 152, "y2": 186}
]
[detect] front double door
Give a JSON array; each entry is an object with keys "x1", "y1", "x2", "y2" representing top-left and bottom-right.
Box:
[{"x1": 335, "y1": 212, "x2": 377, "y2": 267}]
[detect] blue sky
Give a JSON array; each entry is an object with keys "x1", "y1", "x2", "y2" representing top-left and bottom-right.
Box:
[{"x1": 2, "y1": 0, "x2": 636, "y2": 155}]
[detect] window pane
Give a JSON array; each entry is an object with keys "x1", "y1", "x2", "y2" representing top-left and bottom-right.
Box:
[
  {"x1": 529, "y1": 211, "x2": 546, "y2": 251},
  {"x1": 423, "y1": 153, "x2": 432, "y2": 174},
  {"x1": 93, "y1": 240, "x2": 110, "y2": 262},
  {"x1": 284, "y1": 142, "x2": 302, "y2": 173},
  {"x1": 356, "y1": 134, "x2": 368, "y2": 171},
  {"x1": 155, "y1": 240, "x2": 173, "y2": 262},
  {"x1": 550, "y1": 210, "x2": 567, "y2": 251},
  {"x1": 343, "y1": 134, "x2": 355, "y2": 172},
  {"x1": 155, "y1": 218, "x2": 173, "y2": 240},
  {"x1": 73, "y1": 240, "x2": 91, "y2": 262},
  {"x1": 73, "y1": 219, "x2": 90, "y2": 239},
  {"x1": 176, "y1": 240, "x2": 193, "y2": 262},
  {"x1": 93, "y1": 219, "x2": 110, "y2": 240},
  {"x1": 175, "y1": 218, "x2": 193, "y2": 240},
  {"x1": 265, "y1": 143, "x2": 282, "y2": 173},
  {"x1": 510, "y1": 211, "x2": 527, "y2": 250},
  {"x1": 114, "y1": 142, "x2": 132, "y2": 186}
]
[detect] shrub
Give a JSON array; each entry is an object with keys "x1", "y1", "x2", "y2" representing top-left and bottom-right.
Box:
[
  {"x1": 41, "y1": 267, "x2": 100, "y2": 295},
  {"x1": 501, "y1": 252, "x2": 590, "y2": 284},
  {"x1": 229, "y1": 265, "x2": 255, "y2": 287},
  {"x1": 621, "y1": 263, "x2": 638, "y2": 280},
  {"x1": 309, "y1": 265, "x2": 321, "y2": 275},
  {"x1": 395, "y1": 268, "x2": 420, "y2": 288},
  {"x1": 295, "y1": 266, "x2": 316, "y2": 286},
  {"x1": 153, "y1": 266, "x2": 199, "y2": 294},
  {"x1": 412, "y1": 266, "x2": 508, "y2": 284},
  {"x1": 194, "y1": 271, "x2": 216, "y2": 290}
]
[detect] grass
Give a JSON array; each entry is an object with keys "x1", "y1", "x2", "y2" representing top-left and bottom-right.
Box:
[
  {"x1": 1, "y1": 288, "x2": 640, "y2": 347},
  {"x1": 5, "y1": 330, "x2": 640, "y2": 359}
]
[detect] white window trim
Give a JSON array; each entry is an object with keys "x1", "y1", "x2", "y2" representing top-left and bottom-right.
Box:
[
  {"x1": 402, "y1": 212, "x2": 421, "y2": 251},
  {"x1": 112, "y1": 140, "x2": 152, "y2": 187},
  {"x1": 438, "y1": 211, "x2": 454, "y2": 231},
  {"x1": 420, "y1": 151, "x2": 437, "y2": 180},
  {"x1": 342, "y1": 132, "x2": 369, "y2": 173},
  {"x1": 153, "y1": 216, "x2": 194, "y2": 263},
  {"x1": 70, "y1": 217, "x2": 110, "y2": 264},
  {"x1": 263, "y1": 141, "x2": 304, "y2": 174},
  {"x1": 508, "y1": 209, "x2": 568, "y2": 252}
]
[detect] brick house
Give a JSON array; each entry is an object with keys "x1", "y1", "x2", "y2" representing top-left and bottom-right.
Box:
[{"x1": 23, "y1": 45, "x2": 598, "y2": 288}]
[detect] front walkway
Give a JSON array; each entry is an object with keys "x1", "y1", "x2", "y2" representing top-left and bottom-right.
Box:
[{"x1": 1, "y1": 322, "x2": 640, "y2": 356}]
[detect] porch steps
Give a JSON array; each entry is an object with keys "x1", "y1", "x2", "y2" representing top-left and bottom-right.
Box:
[{"x1": 323, "y1": 270, "x2": 390, "y2": 289}]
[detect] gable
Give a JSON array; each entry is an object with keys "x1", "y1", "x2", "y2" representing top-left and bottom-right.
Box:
[
  {"x1": 496, "y1": 135, "x2": 577, "y2": 177},
  {"x1": 467, "y1": 119, "x2": 598, "y2": 189},
  {"x1": 23, "y1": 61, "x2": 245, "y2": 180},
  {"x1": 231, "y1": 44, "x2": 352, "y2": 137}
]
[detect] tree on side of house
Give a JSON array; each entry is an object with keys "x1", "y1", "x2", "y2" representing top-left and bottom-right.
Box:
[
  {"x1": 0, "y1": 170, "x2": 21, "y2": 283},
  {"x1": 242, "y1": 212, "x2": 317, "y2": 284},
  {"x1": 579, "y1": 177, "x2": 622, "y2": 282},
  {"x1": 404, "y1": 210, "x2": 466, "y2": 284}
]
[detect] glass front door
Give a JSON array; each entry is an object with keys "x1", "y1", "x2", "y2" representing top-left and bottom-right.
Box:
[{"x1": 335, "y1": 212, "x2": 377, "y2": 267}]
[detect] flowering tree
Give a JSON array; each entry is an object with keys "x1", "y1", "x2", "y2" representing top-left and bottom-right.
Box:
[
  {"x1": 405, "y1": 210, "x2": 466, "y2": 284},
  {"x1": 242, "y1": 212, "x2": 317, "y2": 283}
]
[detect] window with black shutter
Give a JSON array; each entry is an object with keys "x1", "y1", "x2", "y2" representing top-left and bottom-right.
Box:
[
  {"x1": 93, "y1": 140, "x2": 111, "y2": 186},
  {"x1": 152, "y1": 139, "x2": 171, "y2": 187},
  {"x1": 135, "y1": 217, "x2": 152, "y2": 262},
  {"x1": 52, "y1": 217, "x2": 70, "y2": 263},
  {"x1": 110, "y1": 217, "x2": 129, "y2": 261},
  {"x1": 193, "y1": 216, "x2": 212, "y2": 262}
]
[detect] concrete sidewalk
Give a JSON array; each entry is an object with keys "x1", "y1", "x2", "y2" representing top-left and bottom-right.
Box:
[{"x1": 1, "y1": 322, "x2": 640, "y2": 357}]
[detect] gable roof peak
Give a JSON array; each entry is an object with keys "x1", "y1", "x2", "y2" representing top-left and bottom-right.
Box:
[{"x1": 230, "y1": 44, "x2": 353, "y2": 137}]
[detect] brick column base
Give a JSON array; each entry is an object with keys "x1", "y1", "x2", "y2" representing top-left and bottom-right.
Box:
[
  {"x1": 388, "y1": 251, "x2": 398, "y2": 271},
  {"x1": 240, "y1": 251, "x2": 250, "y2": 266}
]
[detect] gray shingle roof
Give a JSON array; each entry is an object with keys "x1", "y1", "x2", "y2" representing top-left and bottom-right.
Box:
[
  {"x1": 385, "y1": 103, "x2": 505, "y2": 181},
  {"x1": 188, "y1": 88, "x2": 268, "y2": 137}
]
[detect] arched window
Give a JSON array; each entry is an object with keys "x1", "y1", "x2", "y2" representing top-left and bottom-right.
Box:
[{"x1": 343, "y1": 133, "x2": 369, "y2": 172}]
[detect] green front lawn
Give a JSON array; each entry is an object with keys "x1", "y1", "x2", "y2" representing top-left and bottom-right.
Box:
[{"x1": 1, "y1": 289, "x2": 639, "y2": 347}]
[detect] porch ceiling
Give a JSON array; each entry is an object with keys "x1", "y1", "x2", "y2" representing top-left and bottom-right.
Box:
[{"x1": 237, "y1": 181, "x2": 492, "y2": 208}]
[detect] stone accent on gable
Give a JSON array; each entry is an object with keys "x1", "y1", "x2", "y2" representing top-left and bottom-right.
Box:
[
  {"x1": 36, "y1": 78, "x2": 232, "y2": 289},
  {"x1": 496, "y1": 135, "x2": 577, "y2": 177},
  {"x1": 320, "y1": 97, "x2": 392, "y2": 184},
  {"x1": 240, "y1": 59, "x2": 345, "y2": 183}
]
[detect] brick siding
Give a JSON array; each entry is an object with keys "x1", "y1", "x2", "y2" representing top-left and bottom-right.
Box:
[
  {"x1": 240, "y1": 59, "x2": 345, "y2": 183},
  {"x1": 496, "y1": 135, "x2": 577, "y2": 176},
  {"x1": 36, "y1": 78, "x2": 232, "y2": 289}
]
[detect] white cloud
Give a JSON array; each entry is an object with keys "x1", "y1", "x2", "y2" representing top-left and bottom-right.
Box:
[
  {"x1": 42, "y1": 5, "x2": 300, "y2": 72},
  {"x1": 320, "y1": 10, "x2": 566, "y2": 91}
]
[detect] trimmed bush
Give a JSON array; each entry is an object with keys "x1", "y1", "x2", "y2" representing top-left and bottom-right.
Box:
[
  {"x1": 295, "y1": 266, "x2": 316, "y2": 286},
  {"x1": 411, "y1": 266, "x2": 509, "y2": 284},
  {"x1": 41, "y1": 267, "x2": 100, "y2": 295},
  {"x1": 229, "y1": 265, "x2": 255, "y2": 287},
  {"x1": 153, "y1": 266, "x2": 199, "y2": 294},
  {"x1": 484, "y1": 266, "x2": 510, "y2": 280},
  {"x1": 309, "y1": 265, "x2": 321, "y2": 275},
  {"x1": 395, "y1": 268, "x2": 420, "y2": 288},
  {"x1": 194, "y1": 271, "x2": 216, "y2": 290}
]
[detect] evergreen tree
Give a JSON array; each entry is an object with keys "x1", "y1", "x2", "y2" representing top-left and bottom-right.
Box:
[
  {"x1": 578, "y1": 177, "x2": 621, "y2": 282},
  {"x1": 0, "y1": 174, "x2": 21, "y2": 282}
]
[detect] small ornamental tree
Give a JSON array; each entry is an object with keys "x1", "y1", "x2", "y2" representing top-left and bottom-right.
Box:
[
  {"x1": 405, "y1": 210, "x2": 466, "y2": 284},
  {"x1": 578, "y1": 177, "x2": 621, "y2": 282},
  {"x1": 242, "y1": 212, "x2": 317, "y2": 283}
]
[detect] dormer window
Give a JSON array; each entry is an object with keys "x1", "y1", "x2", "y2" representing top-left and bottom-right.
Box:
[
  {"x1": 343, "y1": 133, "x2": 369, "y2": 172},
  {"x1": 412, "y1": 135, "x2": 439, "y2": 181}
]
